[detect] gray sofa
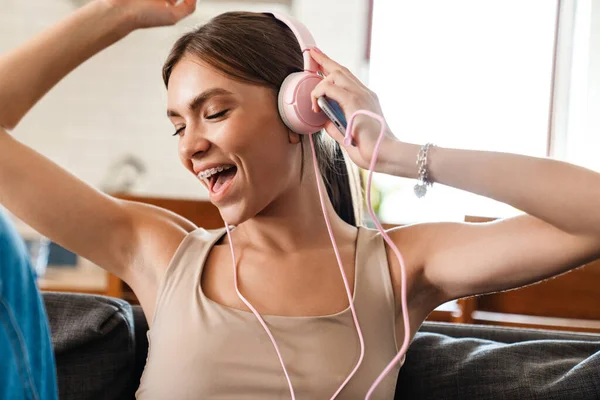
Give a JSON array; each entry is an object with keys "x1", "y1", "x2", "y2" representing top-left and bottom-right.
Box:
[{"x1": 43, "y1": 292, "x2": 600, "y2": 400}]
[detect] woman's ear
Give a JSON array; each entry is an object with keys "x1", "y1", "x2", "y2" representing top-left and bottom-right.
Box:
[{"x1": 287, "y1": 130, "x2": 301, "y2": 144}]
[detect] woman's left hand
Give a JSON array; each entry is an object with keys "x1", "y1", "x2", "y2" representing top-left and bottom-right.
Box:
[{"x1": 309, "y1": 48, "x2": 401, "y2": 174}]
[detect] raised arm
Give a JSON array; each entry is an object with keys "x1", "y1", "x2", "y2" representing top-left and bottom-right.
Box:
[
  {"x1": 402, "y1": 148, "x2": 600, "y2": 302},
  {"x1": 0, "y1": 0, "x2": 196, "y2": 286},
  {"x1": 308, "y1": 48, "x2": 600, "y2": 311}
]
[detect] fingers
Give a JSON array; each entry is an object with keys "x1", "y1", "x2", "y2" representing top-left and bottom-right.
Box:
[
  {"x1": 168, "y1": 0, "x2": 196, "y2": 21},
  {"x1": 310, "y1": 48, "x2": 344, "y2": 76},
  {"x1": 310, "y1": 70, "x2": 371, "y2": 114},
  {"x1": 309, "y1": 47, "x2": 370, "y2": 114},
  {"x1": 325, "y1": 69, "x2": 359, "y2": 90},
  {"x1": 310, "y1": 48, "x2": 366, "y2": 87},
  {"x1": 309, "y1": 54, "x2": 362, "y2": 113},
  {"x1": 310, "y1": 80, "x2": 349, "y2": 113}
]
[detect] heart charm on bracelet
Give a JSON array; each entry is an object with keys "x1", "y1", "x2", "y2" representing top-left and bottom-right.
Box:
[{"x1": 414, "y1": 183, "x2": 428, "y2": 198}]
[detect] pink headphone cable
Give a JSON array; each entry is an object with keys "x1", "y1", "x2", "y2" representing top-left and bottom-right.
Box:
[
  {"x1": 345, "y1": 111, "x2": 411, "y2": 400},
  {"x1": 225, "y1": 223, "x2": 297, "y2": 399},
  {"x1": 224, "y1": 109, "x2": 410, "y2": 399},
  {"x1": 307, "y1": 131, "x2": 365, "y2": 399}
]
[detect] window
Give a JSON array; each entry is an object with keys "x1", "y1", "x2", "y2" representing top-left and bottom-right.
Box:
[{"x1": 368, "y1": 0, "x2": 563, "y2": 223}]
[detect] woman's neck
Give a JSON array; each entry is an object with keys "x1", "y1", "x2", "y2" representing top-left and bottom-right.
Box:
[{"x1": 231, "y1": 178, "x2": 357, "y2": 253}]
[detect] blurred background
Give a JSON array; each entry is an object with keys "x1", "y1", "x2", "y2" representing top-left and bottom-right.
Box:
[
  {"x1": 2, "y1": 0, "x2": 599, "y2": 223},
  {"x1": 2, "y1": 0, "x2": 600, "y2": 331}
]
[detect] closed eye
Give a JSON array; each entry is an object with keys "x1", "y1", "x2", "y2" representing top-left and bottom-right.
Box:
[
  {"x1": 206, "y1": 109, "x2": 229, "y2": 120},
  {"x1": 172, "y1": 126, "x2": 185, "y2": 137},
  {"x1": 172, "y1": 109, "x2": 229, "y2": 136}
]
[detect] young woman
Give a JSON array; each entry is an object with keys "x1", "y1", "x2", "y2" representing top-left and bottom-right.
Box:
[{"x1": 1, "y1": 0, "x2": 599, "y2": 398}]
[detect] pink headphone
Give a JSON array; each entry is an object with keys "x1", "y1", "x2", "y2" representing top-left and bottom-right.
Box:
[{"x1": 269, "y1": 12, "x2": 330, "y2": 135}]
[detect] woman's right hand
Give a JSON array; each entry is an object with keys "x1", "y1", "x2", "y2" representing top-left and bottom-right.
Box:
[{"x1": 104, "y1": 0, "x2": 196, "y2": 29}]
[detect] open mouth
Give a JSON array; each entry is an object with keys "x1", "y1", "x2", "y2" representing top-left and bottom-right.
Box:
[{"x1": 199, "y1": 165, "x2": 238, "y2": 194}]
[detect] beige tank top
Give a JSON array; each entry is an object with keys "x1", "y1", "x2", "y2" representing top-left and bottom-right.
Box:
[{"x1": 136, "y1": 226, "x2": 401, "y2": 399}]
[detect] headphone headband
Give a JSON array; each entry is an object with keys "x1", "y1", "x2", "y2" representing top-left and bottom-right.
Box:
[{"x1": 267, "y1": 12, "x2": 319, "y2": 73}]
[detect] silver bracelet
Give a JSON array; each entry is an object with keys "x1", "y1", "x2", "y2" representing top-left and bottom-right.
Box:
[{"x1": 414, "y1": 143, "x2": 435, "y2": 198}]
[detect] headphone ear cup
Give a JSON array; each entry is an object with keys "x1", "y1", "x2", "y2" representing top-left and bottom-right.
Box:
[{"x1": 278, "y1": 72, "x2": 328, "y2": 135}]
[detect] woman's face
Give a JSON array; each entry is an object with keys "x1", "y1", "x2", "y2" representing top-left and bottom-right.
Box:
[{"x1": 166, "y1": 56, "x2": 302, "y2": 224}]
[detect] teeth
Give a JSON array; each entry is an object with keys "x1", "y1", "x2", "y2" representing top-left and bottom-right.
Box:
[{"x1": 197, "y1": 165, "x2": 233, "y2": 181}]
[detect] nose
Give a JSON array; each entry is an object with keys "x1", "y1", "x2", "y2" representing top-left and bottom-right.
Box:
[{"x1": 179, "y1": 127, "x2": 211, "y2": 160}]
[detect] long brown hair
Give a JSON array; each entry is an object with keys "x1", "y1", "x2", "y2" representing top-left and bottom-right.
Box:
[{"x1": 162, "y1": 12, "x2": 362, "y2": 226}]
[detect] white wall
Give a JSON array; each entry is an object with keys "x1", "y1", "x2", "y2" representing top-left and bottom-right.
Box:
[
  {"x1": 293, "y1": 0, "x2": 369, "y2": 77},
  {"x1": 0, "y1": 0, "x2": 368, "y2": 200}
]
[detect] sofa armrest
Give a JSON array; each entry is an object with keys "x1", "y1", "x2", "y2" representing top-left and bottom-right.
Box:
[{"x1": 43, "y1": 292, "x2": 138, "y2": 400}]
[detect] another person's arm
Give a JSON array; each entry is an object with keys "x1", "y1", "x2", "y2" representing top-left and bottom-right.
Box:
[{"x1": 0, "y1": 0, "x2": 196, "y2": 284}]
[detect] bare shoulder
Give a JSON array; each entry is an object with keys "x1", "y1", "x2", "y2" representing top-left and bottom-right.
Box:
[
  {"x1": 382, "y1": 223, "x2": 446, "y2": 318},
  {"x1": 384, "y1": 221, "x2": 470, "y2": 278}
]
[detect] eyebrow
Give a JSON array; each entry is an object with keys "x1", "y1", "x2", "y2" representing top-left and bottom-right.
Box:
[{"x1": 167, "y1": 88, "x2": 234, "y2": 118}]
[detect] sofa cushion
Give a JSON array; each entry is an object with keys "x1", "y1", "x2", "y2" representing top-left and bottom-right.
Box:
[
  {"x1": 420, "y1": 321, "x2": 600, "y2": 343},
  {"x1": 42, "y1": 292, "x2": 600, "y2": 400},
  {"x1": 43, "y1": 292, "x2": 136, "y2": 400},
  {"x1": 396, "y1": 330, "x2": 600, "y2": 400}
]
